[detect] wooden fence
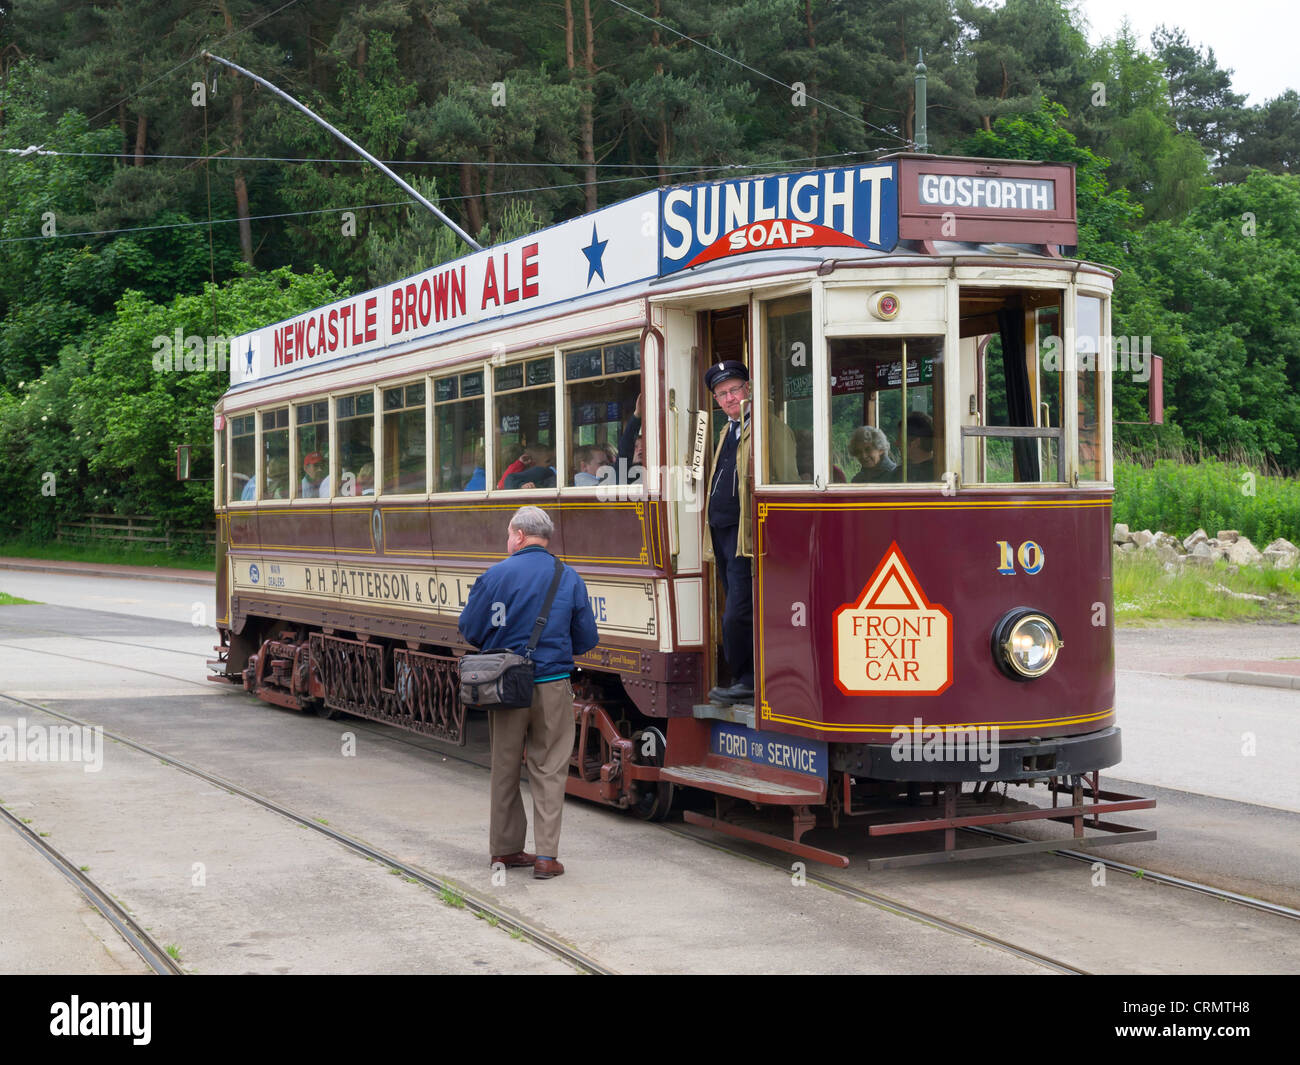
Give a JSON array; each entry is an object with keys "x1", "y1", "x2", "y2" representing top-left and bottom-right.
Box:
[{"x1": 56, "y1": 514, "x2": 216, "y2": 553}]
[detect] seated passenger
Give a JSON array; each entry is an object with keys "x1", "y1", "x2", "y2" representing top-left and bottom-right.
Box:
[
  {"x1": 504, "y1": 444, "x2": 556, "y2": 489},
  {"x1": 891, "y1": 412, "x2": 936, "y2": 482},
  {"x1": 464, "y1": 445, "x2": 487, "y2": 491},
  {"x1": 301, "y1": 452, "x2": 326, "y2": 497},
  {"x1": 573, "y1": 445, "x2": 609, "y2": 486},
  {"x1": 617, "y1": 394, "x2": 645, "y2": 485},
  {"x1": 849, "y1": 426, "x2": 897, "y2": 483},
  {"x1": 264, "y1": 457, "x2": 290, "y2": 499},
  {"x1": 495, "y1": 443, "x2": 528, "y2": 489}
]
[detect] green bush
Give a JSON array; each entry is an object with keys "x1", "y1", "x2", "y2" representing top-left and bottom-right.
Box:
[{"x1": 1113, "y1": 459, "x2": 1300, "y2": 544}]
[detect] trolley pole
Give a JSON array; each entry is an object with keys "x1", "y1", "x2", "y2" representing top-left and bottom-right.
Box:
[
  {"x1": 202, "y1": 51, "x2": 483, "y2": 252},
  {"x1": 914, "y1": 49, "x2": 929, "y2": 153}
]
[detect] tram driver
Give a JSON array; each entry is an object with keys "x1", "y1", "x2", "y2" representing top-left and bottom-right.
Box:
[{"x1": 702, "y1": 361, "x2": 797, "y2": 706}]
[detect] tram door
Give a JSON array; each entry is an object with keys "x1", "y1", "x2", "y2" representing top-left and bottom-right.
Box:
[{"x1": 702, "y1": 307, "x2": 749, "y2": 692}]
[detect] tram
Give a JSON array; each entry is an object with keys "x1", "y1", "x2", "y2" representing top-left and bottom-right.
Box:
[{"x1": 204, "y1": 152, "x2": 1155, "y2": 867}]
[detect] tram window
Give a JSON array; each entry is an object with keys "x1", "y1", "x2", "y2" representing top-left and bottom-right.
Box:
[
  {"x1": 828, "y1": 336, "x2": 945, "y2": 484},
  {"x1": 959, "y1": 288, "x2": 1064, "y2": 484},
  {"x1": 230, "y1": 414, "x2": 256, "y2": 503},
  {"x1": 295, "y1": 400, "x2": 328, "y2": 498},
  {"x1": 261, "y1": 408, "x2": 290, "y2": 500},
  {"x1": 494, "y1": 356, "x2": 557, "y2": 489},
  {"x1": 382, "y1": 382, "x2": 427, "y2": 494},
  {"x1": 433, "y1": 370, "x2": 486, "y2": 491},
  {"x1": 334, "y1": 390, "x2": 375, "y2": 497},
  {"x1": 565, "y1": 339, "x2": 641, "y2": 486},
  {"x1": 1077, "y1": 295, "x2": 1104, "y2": 481},
  {"x1": 759, "y1": 296, "x2": 810, "y2": 484}
]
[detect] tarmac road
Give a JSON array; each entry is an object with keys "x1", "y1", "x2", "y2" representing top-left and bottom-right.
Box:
[{"x1": 1, "y1": 565, "x2": 1297, "y2": 974}]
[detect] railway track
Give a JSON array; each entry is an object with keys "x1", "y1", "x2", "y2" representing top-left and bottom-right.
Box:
[
  {"x1": 3, "y1": 631, "x2": 1298, "y2": 974},
  {"x1": 0, "y1": 802, "x2": 183, "y2": 975},
  {"x1": 0, "y1": 689, "x2": 615, "y2": 976}
]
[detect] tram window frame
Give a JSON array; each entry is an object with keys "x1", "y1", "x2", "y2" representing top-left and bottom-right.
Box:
[
  {"x1": 381, "y1": 379, "x2": 428, "y2": 496},
  {"x1": 1076, "y1": 293, "x2": 1107, "y2": 483},
  {"x1": 333, "y1": 388, "x2": 377, "y2": 498},
  {"x1": 229, "y1": 412, "x2": 257, "y2": 505},
  {"x1": 758, "y1": 295, "x2": 813, "y2": 486},
  {"x1": 432, "y1": 367, "x2": 487, "y2": 493},
  {"x1": 825, "y1": 335, "x2": 946, "y2": 487},
  {"x1": 215, "y1": 419, "x2": 226, "y2": 509},
  {"x1": 563, "y1": 337, "x2": 642, "y2": 491},
  {"x1": 493, "y1": 353, "x2": 559, "y2": 491},
  {"x1": 294, "y1": 399, "x2": 330, "y2": 500},
  {"x1": 261, "y1": 407, "x2": 290, "y2": 501},
  {"x1": 958, "y1": 286, "x2": 1067, "y2": 486}
]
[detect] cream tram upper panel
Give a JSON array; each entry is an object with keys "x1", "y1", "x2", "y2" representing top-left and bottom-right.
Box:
[{"x1": 226, "y1": 157, "x2": 1082, "y2": 398}]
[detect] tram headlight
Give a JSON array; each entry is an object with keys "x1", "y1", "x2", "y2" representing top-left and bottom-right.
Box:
[{"x1": 992, "y1": 609, "x2": 1062, "y2": 680}]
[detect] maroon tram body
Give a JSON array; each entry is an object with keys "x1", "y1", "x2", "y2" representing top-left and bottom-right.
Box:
[{"x1": 207, "y1": 154, "x2": 1154, "y2": 867}]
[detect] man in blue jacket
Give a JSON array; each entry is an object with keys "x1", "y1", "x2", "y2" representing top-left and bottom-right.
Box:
[{"x1": 458, "y1": 506, "x2": 600, "y2": 880}]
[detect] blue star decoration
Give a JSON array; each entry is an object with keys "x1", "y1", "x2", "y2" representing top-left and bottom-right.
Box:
[{"x1": 581, "y1": 225, "x2": 608, "y2": 286}]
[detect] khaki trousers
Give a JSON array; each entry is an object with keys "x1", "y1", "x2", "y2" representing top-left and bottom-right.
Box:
[{"x1": 488, "y1": 678, "x2": 574, "y2": 858}]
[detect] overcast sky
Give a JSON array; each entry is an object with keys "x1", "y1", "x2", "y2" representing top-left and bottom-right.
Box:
[{"x1": 1073, "y1": 0, "x2": 1296, "y2": 105}]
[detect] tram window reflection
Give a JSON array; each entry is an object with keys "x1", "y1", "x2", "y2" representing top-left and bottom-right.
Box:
[
  {"x1": 565, "y1": 339, "x2": 641, "y2": 486},
  {"x1": 828, "y1": 336, "x2": 944, "y2": 484},
  {"x1": 382, "y1": 382, "x2": 427, "y2": 494},
  {"x1": 295, "y1": 401, "x2": 328, "y2": 499},
  {"x1": 433, "y1": 371, "x2": 485, "y2": 491},
  {"x1": 494, "y1": 356, "x2": 557, "y2": 489},
  {"x1": 760, "y1": 296, "x2": 810, "y2": 484},
  {"x1": 230, "y1": 414, "x2": 256, "y2": 502},
  {"x1": 261, "y1": 408, "x2": 290, "y2": 500},
  {"x1": 334, "y1": 390, "x2": 375, "y2": 497}
]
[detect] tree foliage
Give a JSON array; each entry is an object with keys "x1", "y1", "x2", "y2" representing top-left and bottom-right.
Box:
[{"x1": 0, "y1": 0, "x2": 1297, "y2": 539}]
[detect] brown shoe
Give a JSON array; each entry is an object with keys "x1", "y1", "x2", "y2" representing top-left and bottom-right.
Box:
[
  {"x1": 533, "y1": 857, "x2": 564, "y2": 879},
  {"x1": 490, "y1": 851, "x2": 536, "y2": 868}
]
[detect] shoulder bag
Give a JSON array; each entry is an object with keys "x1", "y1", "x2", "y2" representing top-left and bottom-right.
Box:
[{"x1": 458, "y1": 555, "x2": 565, "y2": 709}]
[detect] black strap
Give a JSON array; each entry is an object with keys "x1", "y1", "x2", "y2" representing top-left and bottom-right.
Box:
[{"x1": 524, "y1": 556, "x2": 566, "y2": 660}]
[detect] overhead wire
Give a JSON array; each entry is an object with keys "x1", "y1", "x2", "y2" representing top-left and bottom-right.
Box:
[
  {"x1": 0, "y1": 148, "x2": 902, "y2": 246},
  {"x1": 602, "y1": 0, "x2": 915, "y2": 149}
]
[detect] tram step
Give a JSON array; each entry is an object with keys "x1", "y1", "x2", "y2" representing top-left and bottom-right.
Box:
[
  {"x1": 691, "y1": 702, "x2": 755, "y2": 728},
  {"x1": 658, "y1": 764, "x2": 822, "y2": 804}
]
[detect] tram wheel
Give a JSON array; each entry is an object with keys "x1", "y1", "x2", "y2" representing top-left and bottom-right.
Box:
[
  {"x1": 314, "y1": 702, "x2": 341, "y2": 720},
  {"x1": 631, "y1": 726, "x2": 673, "y2": 822}
]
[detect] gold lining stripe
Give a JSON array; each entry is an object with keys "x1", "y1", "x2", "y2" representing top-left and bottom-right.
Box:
[{"x1": 761, "y1": 707, "x2": 1115, "y2": 734}]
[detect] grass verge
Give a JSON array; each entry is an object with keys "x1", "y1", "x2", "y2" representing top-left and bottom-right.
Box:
[
  {"x1": 1114, "y1": 556, "x2": 1300, "y2": 622},
  {"x1": 0, "y1": 592, "x2": 39, "y2": 605},
  {"x1": 0, "y1": 539, "x2": 212, "y2": 571}
]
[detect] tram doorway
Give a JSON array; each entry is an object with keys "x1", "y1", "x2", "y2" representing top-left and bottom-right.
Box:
[{"x1": 701, "y1": 305, "x2": 751, "y2": 697}]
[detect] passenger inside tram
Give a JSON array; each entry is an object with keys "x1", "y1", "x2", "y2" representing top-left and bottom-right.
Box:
[
  {"x1": 504, "y1": 444, "x2": 556, "y2": 489},
  {"x1": 849, "y1": 426, "x2": 896, "y2": 483}
]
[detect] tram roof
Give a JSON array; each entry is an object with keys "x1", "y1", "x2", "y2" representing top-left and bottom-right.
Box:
[{"x1": 225, "y1": 154, "x2": 1082, "y2": 396}]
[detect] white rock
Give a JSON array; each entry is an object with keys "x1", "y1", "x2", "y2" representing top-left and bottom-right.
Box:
[
  {"x1": 1183, "y1": 528, "x2": 1208, "y2": 550},
  {"x1": 1117, "y1": 541, "x2": 1138, "y2": 553},
  {"x1": 1153, "y1": 531, "x2": 1181, "y2": 550},
  {"x1": 1132, "y1": 529, "x2": 1155, "y2": 548},
  {"x1": 1217, "y1": 529, "x2": 1240, "y2": 544},
  {"x1": 1224, "y1": 537, "x2": 1263, "y2": 567},
  {"x1": 1262, "y1": 538, "x2": 1299, "y2": 569},
  {"x1": 1154, "y1": 543, "x2": 1180, "y2": 564},
  {"x1": 1191, "y1": 541, "x2": 1216, "y2": 559},
  {"x1": 1113, "y1": 523, "x2": 1132, "y2": 545}
]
